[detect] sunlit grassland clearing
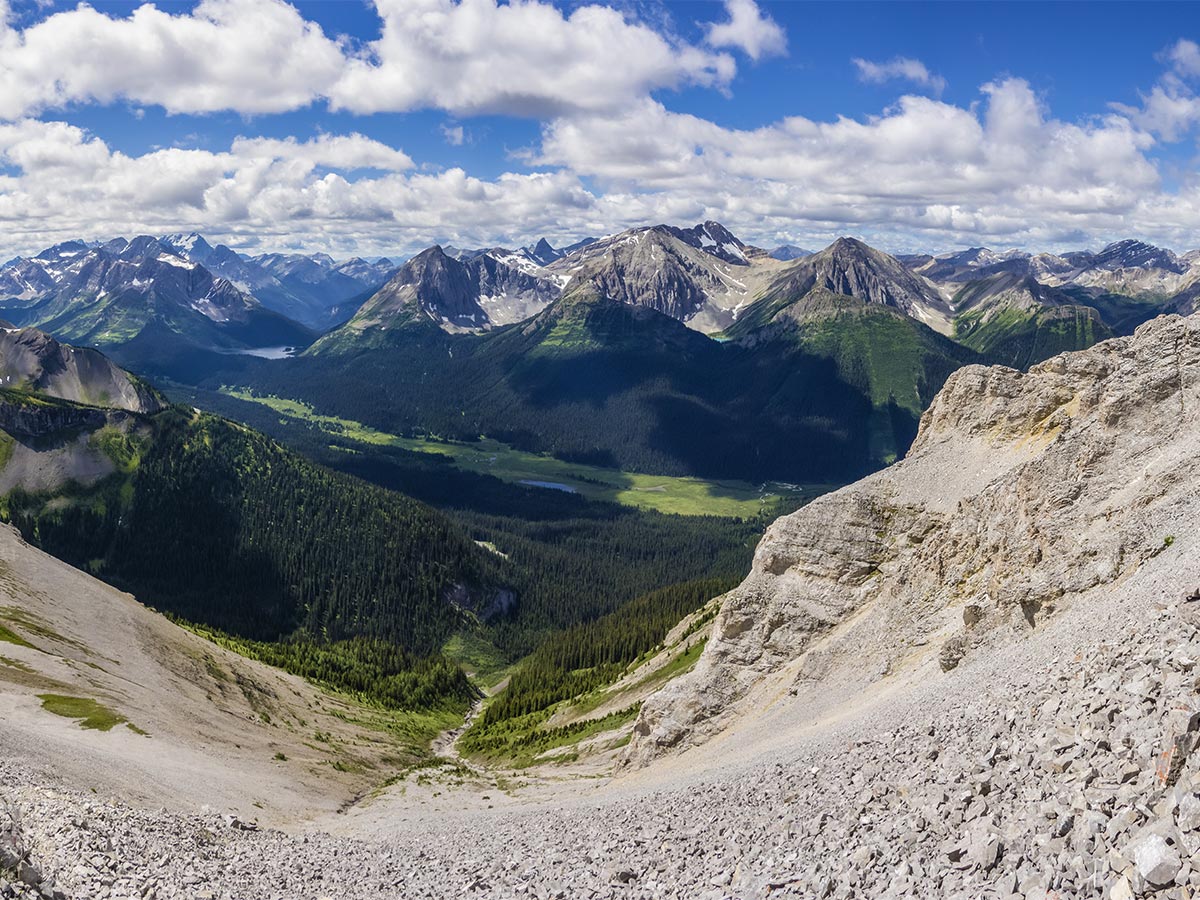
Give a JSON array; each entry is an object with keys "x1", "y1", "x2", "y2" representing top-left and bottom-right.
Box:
[{"x1": 222, "y1": 388, "x2": 832, "y2": 517}]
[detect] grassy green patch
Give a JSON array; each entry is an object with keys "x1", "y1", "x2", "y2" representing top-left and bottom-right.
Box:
[
  {"x1": 37, "y1": 694, "x2": 127, "y2": 731},
  {"x1": 0, "y1": 433, "x2": 15, "y2": 472},
  {"x1": 90, "y1": 426, "x2": 149, "y2": 474},
  {"x1": 0, "y1": 623, "x2": 35, "y2": 649},
  {"x1": 180, "y1": 621, "x2": 476, "y2": 714},
  {"x1": 954, "y1": 305, "x2": 1113, "y2": 369},
  {"x1": 177, "y1": 619, "x2": 465, "y2": 767},
  {"x1": 460, "y1": 703, "x2": 641, "y2": 767},
  {"x1": 222, "y1": 388, "x2": 823, "y2": 518},
  {"x1": 631, "y1": 639, "x2": 705, "y2": 692},
  {"x1": 0, "y1": 607, "x2": 86, "y2": 652},
  {"x1": 442, "y1": 631, "x2": 513, "y2": 689}
]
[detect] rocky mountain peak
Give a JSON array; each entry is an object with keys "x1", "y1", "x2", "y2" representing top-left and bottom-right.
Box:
[
  {"x1": 778, "y1": 236, "x2": 954, "y2": 329},
  {"x1": 1092, "y1": 239, "x2": 1184, "y2": 273},
  {"x1": 392, "y1": 245, "x2": 475, "y2": 298},
  {"x1": 525, "y1": 238, "x2": 563, "y2": 266},
  {"x1": 0, "y1": 326, "x2": 164, "y2": 413},
  {"x1": 768, "y1": 245, "x2": 813, "y2": 261},
  {"x1": 666, "y1": 221, "x2": 750, "y2": 265},
  {"x1": 33, "y1": 240, "x2": 90, "y2": 262},
  {"x1": 161, "y1": 233, "x2": 216, "y2": 264},
  {"x1": 120, "y1": 235, "x2": 172, "y2": 263},
  {"x1": 825, "y1": 235, "x2": 872, "y2": 257}
]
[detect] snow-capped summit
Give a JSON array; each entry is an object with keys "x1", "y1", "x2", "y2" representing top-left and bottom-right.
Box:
[
  {"x1": 161, "y1": 233, "x2": 216, "y2": 264},
  {"x1": 668, "y1": 220, "x2": 751, "y2": 265},
  {"x1": 0, "y1": 235, "x2": 311, "y2": 354},
  {"x1": 485, "y1": 248, "x2": 547, "y2": 278}
]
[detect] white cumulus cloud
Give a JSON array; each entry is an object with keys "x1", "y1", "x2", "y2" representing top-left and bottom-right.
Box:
[
  {"x1": 0, "y1": 0, "x2": 346, "y2": 118},
  {"x1": 705, "y1": 0, "x2": 786, "y2": 61},
  {"x1": 533, "y1": 79, "x2": 1169, "y2": 251},
  {"x1": 0, "y1": 0, "x2": 743, "y2": 121},
  {"x1": 852, "y1": 56, "x2": 947, "y2": 95},
  {"x1": 0, "y1": 10, "x2": 1198, "y2": 260},
  {"x1": 328, "y1": 0, "x2": 736, "y2": 117},
  {"x1": 1113, "y1": 39, "x2": 1200, "y2": 141}
]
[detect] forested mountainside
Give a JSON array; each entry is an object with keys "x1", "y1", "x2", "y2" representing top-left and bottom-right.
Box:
[
  {"x1": 0, "y1": 331, "x2": 765, "y2": 714},
  {"x1": 3, "y1": 402, "x2": 507, "y2": 650}
]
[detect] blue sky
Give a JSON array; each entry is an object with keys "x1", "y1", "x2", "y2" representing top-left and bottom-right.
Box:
[{"x1": 0, "y1": 0, "x2": 1198, "y2": 260}]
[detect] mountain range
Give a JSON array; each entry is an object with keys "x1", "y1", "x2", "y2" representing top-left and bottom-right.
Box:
[
  {"x1": 0, "y1": 233, "x2": 397, "y2": 347},
  {"x1": 260, "y1": 236, "x2": 984, "y2": 484},
  {"x1": 311, "y1": 226, "x2": 1200, "y2": 357},
  {"x1": 273, "y1": 226, "x2": 1195, "y2": 483},
  {"x1": 5, "y1": 221, "x2": 1199, "y2": 485},
  {"x1": 0, "y1": 237, "x2": 314, "y2": 364},
  {"x1": 162, "y1": 235, "x2": 398, "y2": 329}
]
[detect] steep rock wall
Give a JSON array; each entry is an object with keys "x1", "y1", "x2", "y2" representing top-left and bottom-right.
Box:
[{"x1": 626, "y1": 313, "x2": 1200, "y2": 766}]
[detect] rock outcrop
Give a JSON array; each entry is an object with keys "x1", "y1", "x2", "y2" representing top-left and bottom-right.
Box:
[
  {"x1": 0, "y1": 399, "x2": 109, "y2": 440},
  {"x1": 0, "y1": 328, "x2": 163, "y2": 414},
  {"x1": 628, "y1": 312, "x2": 1200, "y2": 766}
]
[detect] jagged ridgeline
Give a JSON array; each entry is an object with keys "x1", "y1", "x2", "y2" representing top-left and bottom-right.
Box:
[
  {"x1": 237, "y1": 239, "x2": 978, "y2": 482},
  {"x1": 5, "y1": 409, "x2": 510, "y2": 646}
]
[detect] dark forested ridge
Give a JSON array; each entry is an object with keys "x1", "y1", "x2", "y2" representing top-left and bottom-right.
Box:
[
  {"x1": 5, "y1": 406, "x2": 511, "y2": 651},
  {"x1": 165, "y1": 384, "x2": 767, "y2": 659},
  {"x1": 466, "y1": 577, "x2": 735, "y2": 744}
]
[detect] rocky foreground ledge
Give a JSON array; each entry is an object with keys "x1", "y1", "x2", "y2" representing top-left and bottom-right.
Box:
[{"x1": 2, "y1": 582, "x2": 1200, "y2": 899}]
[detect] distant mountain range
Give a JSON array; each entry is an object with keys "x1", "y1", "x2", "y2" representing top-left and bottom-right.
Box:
[
  {"x1": 158, "y1": 233, "x2": 396, "y2": 328},
  {"x1": 0, "y1": 234, "x2": 397, "y2": 343},
  {"x1": 5, "y1": 221, "x2": 1199, "y2": 483},
  {"x1": 309, "y1": 227, "x2": 1200, "y2": 360},
  {"x1": 0, "y1": 237, "x2": 313, "y2": 361}
]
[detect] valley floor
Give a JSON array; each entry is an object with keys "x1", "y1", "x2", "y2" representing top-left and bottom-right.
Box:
[{"x1": 3, "y1": 525, "x2": 1199, "y2": 900}]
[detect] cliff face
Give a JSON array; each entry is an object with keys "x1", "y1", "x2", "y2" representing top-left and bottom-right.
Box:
[
  {"x1": 626, "y1": 312, "x2": 1200, "y2": 766},
  {"x1": 0, "y1": 328, "x2": 164, "y2": 414},
  {"x1": 0, "y1": 398, "x2": 110, "y2": 439}
]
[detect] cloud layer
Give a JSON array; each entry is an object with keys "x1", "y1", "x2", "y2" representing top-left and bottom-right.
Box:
[
  {"x1": 0, "y1": 0, "x2": 1198, "y2": 260},
  {"x1": 705, "y1": 0, "x2": 786, "y2": 62}
]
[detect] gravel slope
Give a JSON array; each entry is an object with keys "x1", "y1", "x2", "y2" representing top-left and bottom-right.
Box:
[{"x1": 2, "y1": 535, "x2": 1197, "y2": 900}]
